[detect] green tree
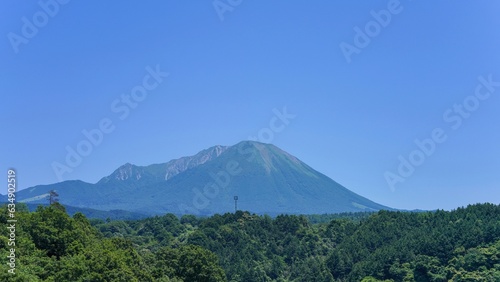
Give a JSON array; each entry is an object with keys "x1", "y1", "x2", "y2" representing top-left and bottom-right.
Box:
[
  {"x1": 155, "y1": 245, "x2": 227, "y2": 282},
  {"x1": 28, "y1": 205, "x2": 81, "y2": 259}
]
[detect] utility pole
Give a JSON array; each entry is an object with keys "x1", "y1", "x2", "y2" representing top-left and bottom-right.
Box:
[{"x1": 234, "y1": 196, "x2": 238, "y2": 212}]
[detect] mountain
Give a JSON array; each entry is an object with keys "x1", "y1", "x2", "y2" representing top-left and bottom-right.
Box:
[{"x1": 12, "y1": 141, "x2": 392, "y2": 215}]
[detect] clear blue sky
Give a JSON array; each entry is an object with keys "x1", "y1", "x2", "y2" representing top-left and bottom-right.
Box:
[{"x1": 1, "y1": 1, "x2": 499, "y2": 211}]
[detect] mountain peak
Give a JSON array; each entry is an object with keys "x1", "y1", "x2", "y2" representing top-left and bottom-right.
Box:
[
  {"x1": 98, "y1": 163, "x2": 145, "y2": 183},
  {"x1": 232, "y1": 141, "x2": 304, "y2": 173}
]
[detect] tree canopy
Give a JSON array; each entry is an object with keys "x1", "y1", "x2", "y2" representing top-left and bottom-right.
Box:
[{"x1": 1, "y1": 203, "x2": 500, "y2": 281}]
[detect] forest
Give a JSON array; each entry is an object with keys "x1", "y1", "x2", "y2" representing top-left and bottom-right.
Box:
[{"x1": 1, "y1": 203, "x2": 500, "y2": 281}]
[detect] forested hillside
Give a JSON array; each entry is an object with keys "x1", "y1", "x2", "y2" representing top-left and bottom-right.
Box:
[{"x1": 1, "y1": 203, "x2": 500, "y2": 281}]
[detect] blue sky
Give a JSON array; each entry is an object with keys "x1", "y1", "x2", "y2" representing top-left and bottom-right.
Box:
[{"x1": 1, "y1": 1, "x2": 499, "y2": 211}]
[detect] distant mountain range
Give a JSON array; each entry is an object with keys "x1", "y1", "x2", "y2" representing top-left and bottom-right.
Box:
[{"x1": 5, "y1": 141, "x2": 392, "y2": 216}]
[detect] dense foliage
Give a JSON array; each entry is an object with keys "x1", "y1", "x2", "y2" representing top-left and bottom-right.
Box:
[
  {"x1": 1, "y1": 203, "x2": 500, "y2": 281},
  {"x1": 0, "y1": 204, "x2": 224, "y2": 281}
]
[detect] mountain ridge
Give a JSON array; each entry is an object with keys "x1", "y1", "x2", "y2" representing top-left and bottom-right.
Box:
[
  {"x1": 11, "y1": 141, "x2": 392, "y2": 215},
  {"x1": 97, "y1": 145, "x2": 229, "y2": 185}
]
